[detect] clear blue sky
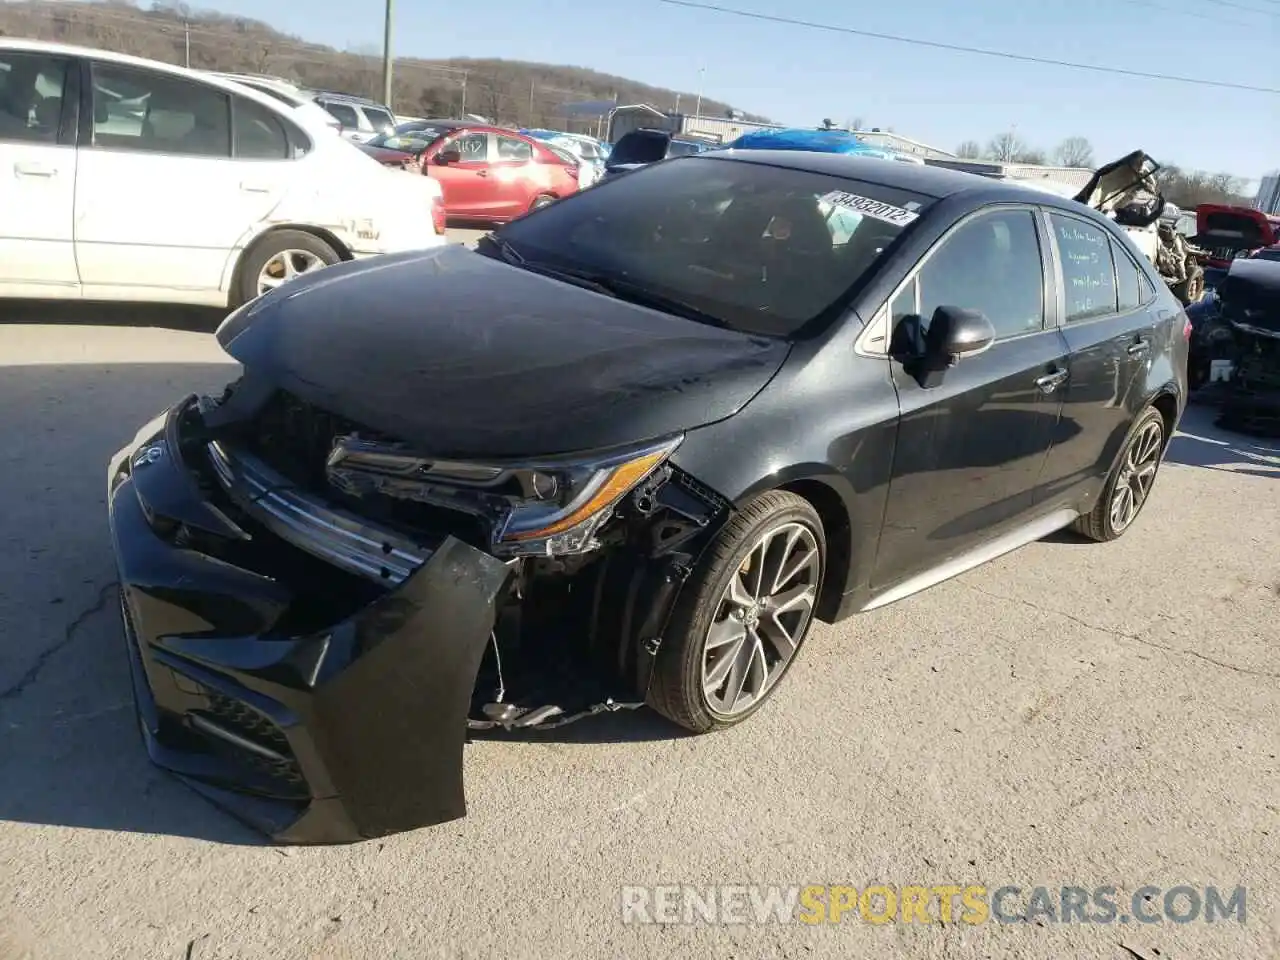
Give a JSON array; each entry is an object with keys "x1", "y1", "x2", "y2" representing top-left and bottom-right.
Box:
[{"x1": 185, "y1": 0, "x2": 1278, "y2": 185}]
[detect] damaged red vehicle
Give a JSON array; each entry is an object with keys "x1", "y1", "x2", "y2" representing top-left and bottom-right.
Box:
[{"x1": 1194, "y1": 203, "x2": 1280, "y2": 287}]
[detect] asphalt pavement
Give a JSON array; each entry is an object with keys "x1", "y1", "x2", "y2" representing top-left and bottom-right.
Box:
[{"x1": 0, "y1": 299, "x2": 1277, "y2": 959}]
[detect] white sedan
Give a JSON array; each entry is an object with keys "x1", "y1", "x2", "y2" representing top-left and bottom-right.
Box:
[{"x1": 0, "y1": 39, "x2": 448, "y2": 308}]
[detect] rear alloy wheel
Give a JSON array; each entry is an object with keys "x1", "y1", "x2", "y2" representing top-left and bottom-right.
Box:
[
  {"x1": 530, "y1": 193, "x2": 556, "y2": 212},
  {"x1": 648, "y1": 491, "x2": 825, "y2": 733},
  {"x1": 236, "y1": 230, "x2": 341, "y2": 305},
  {"x1": 1073, "y1": 407, "x2": 1167, "y2": 542}
]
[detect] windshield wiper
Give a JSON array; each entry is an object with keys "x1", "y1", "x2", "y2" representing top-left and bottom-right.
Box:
[
  {"x1": 477, "y1": 233, "x2": 526, "y2": 265},
  {"x1": 555, "y1": 269, "x2": 732, "y2": 329},
  {"x1": 477, "y1": 235, "x2": 626, "y2": 297}
]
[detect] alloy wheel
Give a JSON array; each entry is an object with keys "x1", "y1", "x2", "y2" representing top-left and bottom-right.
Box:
[
  {"x1": 257, "y1": 249, "x2": 327, "y2": 295},
  {"x1": 1110, "y1": 419, "x2": 1164, "y2": 533},
  {"x1": 701, "y1": 521, "x2": 821, "y2": 717}
]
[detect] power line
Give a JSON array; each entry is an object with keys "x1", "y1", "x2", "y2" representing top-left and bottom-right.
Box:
[
  {"x1": 656, "y1": 0, "x2": 1280, "y2": 94},
  {"x1": 1118, "y1": 0, "x2": 1258, "y2": 28},
  {"x1": 1194, "y1": 0, "x2": 1279, "y2": 13}
]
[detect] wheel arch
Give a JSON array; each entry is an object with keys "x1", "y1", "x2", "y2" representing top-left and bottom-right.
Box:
[
  {"x1": 730, "y1": 466, "x2": 860, "y2": 625},
  {"x1": 1149, "y1": 387, "x2": 1181, "y2": 442},
  {"x1": 225, "y1": 224, "x2": 354, "y2": 307}
]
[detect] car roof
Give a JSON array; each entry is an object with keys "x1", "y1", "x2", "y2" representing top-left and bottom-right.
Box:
[
  {"x1": 1, "y1": 38, "x2": 335, "y2": 134},
  {"x1": 702, "y1": 149, "x2": 1090, "y2": 205}
]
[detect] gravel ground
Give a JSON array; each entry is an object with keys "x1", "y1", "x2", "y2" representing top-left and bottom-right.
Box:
[{"x1": 0, "y1": 316, "x2": 1277, "y2": 960}]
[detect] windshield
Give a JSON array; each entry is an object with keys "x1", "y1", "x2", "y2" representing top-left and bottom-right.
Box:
[
  {"x1": 609, "y1": 130, "x2": 671, "y2": 165},
  {"x1": 490, "y1": 156, "x2": 932, "y2": 338},
  {"x1": 368, "y1": 124, "x2": 451, "y2": 151}
]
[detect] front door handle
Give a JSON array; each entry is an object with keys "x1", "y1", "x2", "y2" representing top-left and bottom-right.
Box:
[
  {"x1": 1127, "y1": 339, "x2": 1150, "y2": 356},
  {"x1": 239, "y1": 182, "x2": 272, "y2": 193},
  {"x1": 1035, "y1": 368, "x2": 1069, "y2": 394},
  {"x1": 476, "y1": 169, "x2": 489, "y2": 177},
  {"x1": 14, "y1": 162, "x2": 56, "y2": 178}
]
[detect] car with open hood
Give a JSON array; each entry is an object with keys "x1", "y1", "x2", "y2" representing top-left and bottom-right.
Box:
[
  {"x1": 1193, "y1": 204, "x2": 1280, "y2": 288},
  {"x1": 999, "y1": 151, "x2": 1208, "y2": 306},
  {"x1": 599, "y1": 128, "x2": 713, "y2": 182},
  {"x1": 107, "y1": 151, "x2": 1187, "y2": 843}
]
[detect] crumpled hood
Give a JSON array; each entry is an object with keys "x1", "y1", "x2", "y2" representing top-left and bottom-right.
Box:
[{"x1": 216, "y1": 245, "x2": 790, "y2": 459}]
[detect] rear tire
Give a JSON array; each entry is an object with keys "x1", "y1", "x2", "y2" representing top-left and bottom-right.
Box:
[
  {"x1": 1072, "y1": 406, "x2": 1167, "y2": 542},
  {"x1": 529, "y1": 193, "x2": 556, "y2": 212},
  {"x1": 235, "y1": 230, "x2": 341, "y2": 306},
  {"x1": 648, "y1": 491, "x2": 826, "y2": 733}
]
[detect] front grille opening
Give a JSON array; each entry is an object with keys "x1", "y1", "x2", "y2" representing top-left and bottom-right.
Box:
[{"x1": 233, "y1": 389, "x2": 493, "y2": 548}]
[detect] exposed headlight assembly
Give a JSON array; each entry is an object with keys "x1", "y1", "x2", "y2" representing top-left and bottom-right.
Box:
[{"x1": 325, "y1": 435, "x2": 683, "y2": 557}]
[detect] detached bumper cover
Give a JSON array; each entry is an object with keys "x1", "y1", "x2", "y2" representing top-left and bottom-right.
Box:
[{"x1": 107, "y1": 401, "x2": 511, "y2": 844}]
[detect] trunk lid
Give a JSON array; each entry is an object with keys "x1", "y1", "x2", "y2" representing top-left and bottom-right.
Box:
[
  {"x1": 1194, "y1": 204, "x2": 1279, "y2": 267},
  {"x1": 1073, "y1": 150, "x2": 1166, "y2": 229}
]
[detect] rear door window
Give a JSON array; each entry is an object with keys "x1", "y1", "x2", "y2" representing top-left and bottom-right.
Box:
[
  {"x1": 91, "y1": 63, "x2": 230, "y2": 157},
  {"x1": 362, "y1": 106, "x2": 395, "y2": 131},
  {"x1": 1112, "y1": 238, "x2": 1143, "y2": 312},
  {"x1": 496, "y1": 135, "x2": 533, "y2": 162},
  {"x1": 322, "y1": 101, "x2": 359, "y2": 129},
  {"x1": 1050, "y1": 213, "x2": 1119, "y2": 322}
]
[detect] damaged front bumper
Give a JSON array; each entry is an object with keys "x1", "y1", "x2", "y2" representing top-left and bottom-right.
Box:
[{"x1": 107, "y1": 398, "x2": 512, "y2": 844}]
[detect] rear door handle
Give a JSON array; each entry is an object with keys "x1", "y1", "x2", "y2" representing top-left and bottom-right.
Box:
[
  {"x1": 1035, "y1": 369, "x2": 1069, "y2": 394},
  {"x1": 1127, "y1": 339, "x2": 1150, "y2": 356},
  {"x1": 239, "y1": 182, "x2": 272, "y2": 193},
  {"x1": 475, "y1": 169, "x2": 489, "y2": 177},
  {"x1": 14, "y1": 162, "x2": 56, "y2": 178}
]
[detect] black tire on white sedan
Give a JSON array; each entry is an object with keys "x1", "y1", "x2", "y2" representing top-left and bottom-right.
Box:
[
  {"x1": 648, "y1": 490, "x2": 826, "y2": 733},
  {"x1": 1073, "y1": 405, "x2": 1168, "y2": 542},
  {"x1": 237, "y1": 230, "x2": 342, "y2": 305}
]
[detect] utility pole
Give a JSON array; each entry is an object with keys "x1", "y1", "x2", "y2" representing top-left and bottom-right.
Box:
[
  {"x1": 183, "y1": 21, "x2": 190, "y2": 68},
  {"x1": 694, "y1": 66, "x2": 705, "y2": 119},
  {"x1": 381, "y1": 0, "x2": 394, "y2": 107},
  {"x1": 460, "y1": 72, "x2": 468, "y2": 117},
  {"x1": 528, "y1": 80, "x2": 535, "y2": 125}
]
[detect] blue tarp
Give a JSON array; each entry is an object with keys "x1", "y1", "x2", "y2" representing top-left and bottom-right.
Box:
[{"x1": 726, "y1": 127, "x2": 894, "y2": 158}]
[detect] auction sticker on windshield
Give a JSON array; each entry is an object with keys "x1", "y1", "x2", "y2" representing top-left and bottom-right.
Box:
[{"x1": 820, "y1": 191, "x2": 920, "y2": 227}]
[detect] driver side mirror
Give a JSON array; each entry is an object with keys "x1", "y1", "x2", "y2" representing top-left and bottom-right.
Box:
[
  {"x1": 436, "y1": 149, "x2": 461, "y2": 165},
  {"x1": 893, "y1": 305, "x2": 996, "y2": 387}
]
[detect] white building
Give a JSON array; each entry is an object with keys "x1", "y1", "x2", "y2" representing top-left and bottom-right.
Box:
[{"x1": 1255, "y1": 172, "x2": 1280, "y2": 215}]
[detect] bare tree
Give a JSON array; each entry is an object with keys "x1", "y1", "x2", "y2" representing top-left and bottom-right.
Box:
[
  {"x1": 955, "y1": 140, "x2": 982, "y2": 159},
  {"x1": 986, "y1": 131, "x2": 1026, "y2": 162},
  {"x1": 1016, "y1": 148, "x2": 1047, "y2": 165},
  {"x1": 1053, "y1": 136, "x2": 1094, "y2": 168}
]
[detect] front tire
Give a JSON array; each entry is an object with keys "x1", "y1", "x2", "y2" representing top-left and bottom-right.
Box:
[
  {"x1": 236, "y1": 230, "x2": 341, "y2": 306},
  {"x1": 1072, "y1": 406, "x2": 1167, "y2": 542},
  {"x1": 648, "y1": 491, "x2": 826, "y2": 733}
]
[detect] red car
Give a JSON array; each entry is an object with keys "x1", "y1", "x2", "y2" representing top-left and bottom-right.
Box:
[
  {"x1": 358, "y1": 121, "x2": 580, "y2": 224},
  {"x1": 1194, "y1": 203, "x2": 1280, "y2": 270}
]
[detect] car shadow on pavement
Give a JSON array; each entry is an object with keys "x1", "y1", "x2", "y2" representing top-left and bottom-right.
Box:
[
  {"x1": 1165, "y1": 404, "x2": 1280, "y2": 480},
  {"x1": 0, "y1": 299, "x2": 227, "y2": 333},
  {"x1": 0, "y1": 359, "x2": 687, "y2": 845},
  {"x1": 0, "y1": 360, "x2": 265, "y2": 844}
]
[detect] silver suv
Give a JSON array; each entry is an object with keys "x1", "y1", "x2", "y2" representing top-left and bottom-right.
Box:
[{"x1": 310, "y1": 92, "x2": 396, "y2": 144}]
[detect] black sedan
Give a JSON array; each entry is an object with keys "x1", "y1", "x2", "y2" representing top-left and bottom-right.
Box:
[{"x1": 107, "y1": 151, "x2": 1189, "y2": 844}]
